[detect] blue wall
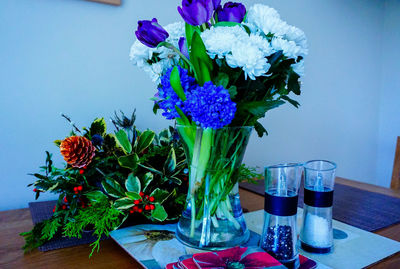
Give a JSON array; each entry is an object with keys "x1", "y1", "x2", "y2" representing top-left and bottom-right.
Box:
[{"x1": 0, "y1": 0, "x2": 396, "y2": 210}]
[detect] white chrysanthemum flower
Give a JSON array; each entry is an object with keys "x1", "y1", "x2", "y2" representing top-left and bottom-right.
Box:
[
  {"x1": 201, "y1": 26, "x2": 248, "y2": 59},
  {"x1": 164, "y1": 22, "x2": 185, "y2": 47},
  {"x1": 248, "y1": 33, "x2": 274, "y2": 57},
  {"x1": 246, "y1": 4, "x2": 289, "y2": 37},
  {"x1": 271, "y1": 37, "x2": 307, "y2": 59},
  {"x1": 284, "y1": 25, "x2": 308, "y2": 52},
  {"x1": 292, "y1": 60, "x2": 305, "y2": 77},
  {"x1": 226, "y1": 41, "x2": 271, "y2": 80}
]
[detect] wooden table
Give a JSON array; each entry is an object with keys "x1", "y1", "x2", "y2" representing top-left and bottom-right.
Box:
[{"x1": 1, "y1": 177, "x2": 399, "y2": 269}]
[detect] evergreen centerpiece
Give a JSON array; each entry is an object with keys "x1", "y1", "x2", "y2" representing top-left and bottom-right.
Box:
[{"x1": 130, "y1": 1, "x2": 307, "y2": 248}]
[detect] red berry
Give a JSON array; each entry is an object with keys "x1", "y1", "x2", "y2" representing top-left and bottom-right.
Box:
[
  {"x1": 88, "y1": 204, "x2": 92, "y2": 207},
  {"x1": 145, "y1": 205, "x2": 150, "y2": 211},
  {"x1": 77, "y1": 186, "x2": 83, "y2": 191},
  {"x1": 62, "y1": 205, "x2": 67, "y2": 210},
  {"x1": 129, "y1": 210, "x2": 134, "y2": 214},
  {"x1": 33, "y1": 188, "x2": 37, "y2": 192},
  {"x1": 149, "y1": 196, "x2": 155, "y2": 202},
  {"x1": 81, "y1": 205, "x2": 85, "y2": 209},
  {"x1": 138, "y1": 208, "x2": 143, "y2": 213},
  {"x1": 52, "y1": 208, "x2": 55, "y2": 213},
  {"x1": 183, "y1": 176, "x2": 188, "y2": 181},
  {"x1": 150, "y1": 204, "x2": 155, "y2": 210},
  {"x1": 134, "y1": 200, "x2": 140, "y2": 205},
  {"x1": 63, "y1": 197, "x2": 68, "y2": 203},
  {"x1": 73, "y1": 187, "x2": 78, "y2": 191},
  {"x1": 83, "y1": 166, "x2": 87, "y2": 169},
  {"x1": 139, "y1": 192, "x2": 144, "y2": 197},
  {"x1": 79, "y1": 169, "x2": 84, "y2": 175}
]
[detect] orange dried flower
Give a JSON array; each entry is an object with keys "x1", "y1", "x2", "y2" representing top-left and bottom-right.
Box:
[{"x1": 60, "y1": 136, "x2": 95, "y2": 168}]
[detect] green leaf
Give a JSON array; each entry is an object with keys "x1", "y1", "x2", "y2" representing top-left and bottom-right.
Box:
[
  {"x1": 288, "y1": 69, "x2": 301, "y2": 95},
  {"x1": 125, "y1": 173, "x2": 141, "y2": 193},
  {"x1": 170, "y1": 66, "x2": 186, "y2": 101},
  {"x1": 85, "y1": 191, "x2": 108, "y2": 204},
  {"x1": 54, "y1": 140, "x2": 62, "y2": 147},
  {"x1": 214, "y1": 21, "x2": 242, "y2": 27},
  {"x1": 151, "y1": 203, "x2": 168, "y2": 221},
  {"x1": 114, "y1": 197, "x2": 135, "y2": 210},
  {"x1": 228, "y1": 86, "x2": 237, "y2": 98},
  {"x1": 190, "y1": 31, "x2": 213, "y2": 85},
  {"x1": 149, "y1": 188, "x2": 170, "y2": 204},
  {"x1": 142, "y1": 172, "x2": 154, "y2": 192},
  {"x1": 118, "y1": 153, "x2": 139, "y2": 170},
  {"x1": 175, "y1": 106, "x2": 191, "y2": 126},
  {"x1": 32, "y1": 173, "x2": 47, "y2": 180},
  {"x1": 101, "y1": 178, "x2": 125, "y2": 198},
  {"x1": 90, "y1": 118, "x2": 106, "y2": 136},
  {"x1": 239, "y1": 100, "x2": 285, "y2": 119},
  {"x1": 254, "y1": 121, "x2": 269, "y2": 137},
  {"x1": 213, "y1": 72, "x2": 229, "y2": 88},
  {"x1": 126, "y1": 191, "x2": 141, "y2": 200},
  {"x1": 136, "y1": 130, "x2": 155, "y2": 153},
  {"x1": 115, "y1": 130, "x2": 132, "y2": 154},
  {"x1": 164, "y1": 148, "x2": 176, "y2": 174},
  {"x1": 138, "y1": 164, "x2": 163, "y2": 175},
  {"x1": 280, "y1": 95, "x2": 300, "y2": 108},
  {"x1": 185, "y1": 23, "x2": 198, "y2": 48}
]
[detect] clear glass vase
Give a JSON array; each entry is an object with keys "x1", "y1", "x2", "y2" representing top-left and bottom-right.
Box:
[{"x1": 175, "y1": 126, "x2": 252, "y2": 249}]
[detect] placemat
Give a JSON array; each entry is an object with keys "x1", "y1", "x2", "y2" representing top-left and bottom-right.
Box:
[
  {"x1": 28, "y1": 200, "x2": 105, "y2": 251},
  {"x1": 240, "y1": 180, "x2": 400, "y2": 232}
]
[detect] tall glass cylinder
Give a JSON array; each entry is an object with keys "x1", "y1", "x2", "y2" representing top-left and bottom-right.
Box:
[
  {"x1": 175, "y1": 126, "x2": 252, "y2": 249},
  {"x1": 260, "y1": 163, "x2": 302, "y2": 269},
  {"x1": 300, "y1": 160, "x2": 336, "y2": 254}
]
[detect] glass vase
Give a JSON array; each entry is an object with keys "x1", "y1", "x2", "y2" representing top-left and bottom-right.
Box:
[{"x1": 175, "y1": 126, "x2": 252, "y2": 249}]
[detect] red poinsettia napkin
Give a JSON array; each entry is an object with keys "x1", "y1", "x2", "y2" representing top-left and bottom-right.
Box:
[{"x1": 165, "y1": 246, "x2": 317, "y2": 269}]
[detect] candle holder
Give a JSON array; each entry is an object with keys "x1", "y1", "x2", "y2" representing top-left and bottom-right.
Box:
[
  {"x1": 300, "y1": 160, "x2": 337, "y2": 254},
  {"x1": 260, "y1": 163, "x2": 302, "y2": 269}
]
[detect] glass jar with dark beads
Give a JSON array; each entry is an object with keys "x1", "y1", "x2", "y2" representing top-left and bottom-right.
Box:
[{"x1": 260, "y1": 163, "x2": 302, "y2": 269}]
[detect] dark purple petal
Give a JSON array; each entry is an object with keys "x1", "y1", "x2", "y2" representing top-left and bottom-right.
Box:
[
  {"x1": 212, "y1": 0, "x2": 221, "y2": 9},
  {"x1": 178, "y1": 37, "x2": 190, "y2": 59},
  {"x1": 217, "y1": 2, "x2": 246, "y2": 23},
  {"x1": 135, "y1": 18, "x2": 169, "y2": 48}
]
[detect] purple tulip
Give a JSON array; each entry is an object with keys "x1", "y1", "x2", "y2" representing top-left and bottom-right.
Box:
[
  {"x1": 178, "y1": 0, "x2": 214, "y2": 26},
  {"x1": 216, "y1": 2, "x2": 246, "y2": 23},
  {"x1": 212, "y1": 0, "x2": 221, "y2": 9},
  {"x1": 135, "y1": 18, "x2": 169, "y2": 48},
  {"x1": 179, "y1": 37, "x2": 190, "y2": 59}
]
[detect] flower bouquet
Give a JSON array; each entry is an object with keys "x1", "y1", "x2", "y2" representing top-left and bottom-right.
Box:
[{"x1": 130, "y1": 1, "x2": 307, "y2": 249}]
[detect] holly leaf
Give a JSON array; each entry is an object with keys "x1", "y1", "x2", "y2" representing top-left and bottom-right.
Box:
[
  {"x1": 102, "y1": 178, "x2": 125, "y2": 198},
  {"x1": 118, "y1": 153, "x2": 139, "y2": 170},
  {"x1": 149, "y1": 188, "x2": 170, "y2": 204},
  {"x1": 136, "y1": 130, "x2": 155, "y2": 153},
  {"x1": 115, "y1": 129, "x2": 132, "y2": 154},
  {"x1": 85, "y1": 191, "x2": 108, "y2": 204},
  {"x1": 114, "y1": 197, "x2": 135, "y2": 210},
  {"x1": 126, "y1": 191, "x2": 141, "y2": 200},
  {"x1": 125, "y1": 173, "x2": 141, "y2": 193},
  {"x1": 164, "y1": 148, "x2": 176, "y2": 174},
  {"x1": 151, "y1": 203, "x2": 168, "y2": 222},
  {"x1": 142, "y1": 172, "x2": 154, "y2": 192},
  {"x1": 90, "y1": 118, "x2": 106, "y2": 136}
]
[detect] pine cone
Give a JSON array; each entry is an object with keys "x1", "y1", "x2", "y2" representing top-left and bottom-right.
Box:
[{"x1": 60, "y1": 136, "x2": 96, "y2": 168}]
